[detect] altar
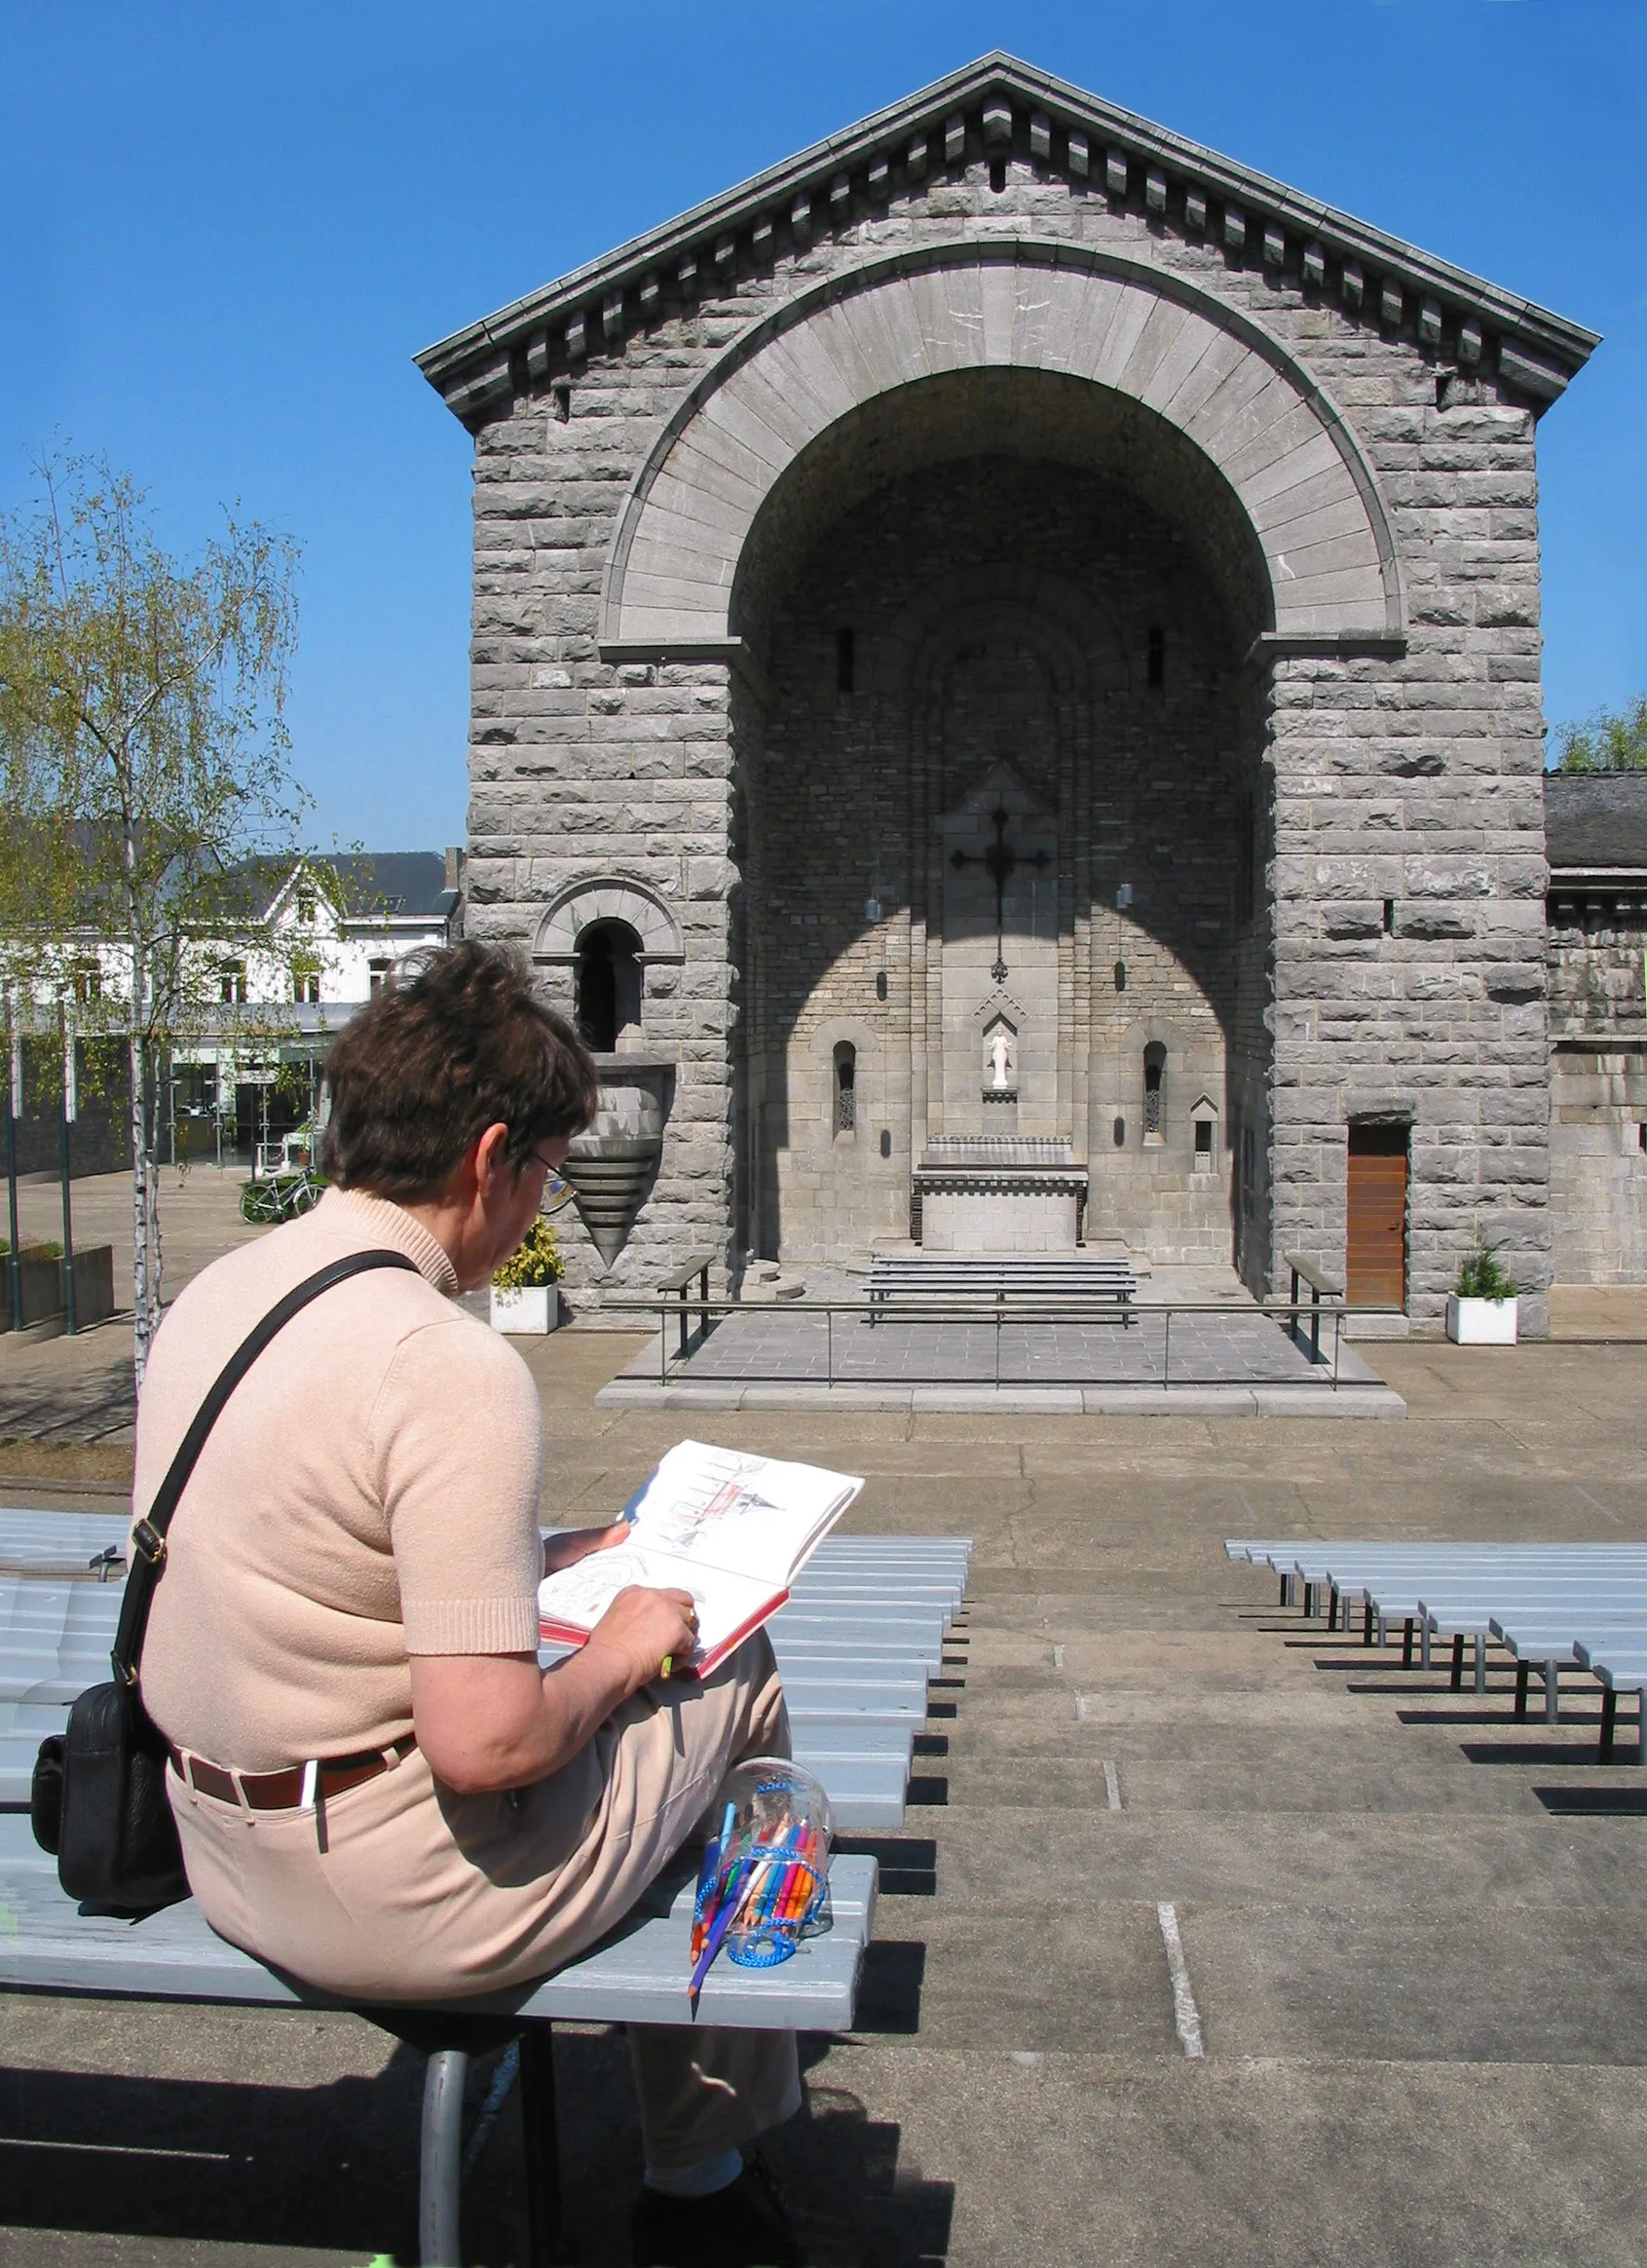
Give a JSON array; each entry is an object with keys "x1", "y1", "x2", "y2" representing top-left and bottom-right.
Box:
[{"x1": 913, "y1": 1137, "x2": 1089, "y2": 1253}]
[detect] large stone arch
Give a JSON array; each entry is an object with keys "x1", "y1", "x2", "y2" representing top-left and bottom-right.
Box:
[{"x1": 601, "y1": 241, "x2": 1404, "y2": 653}]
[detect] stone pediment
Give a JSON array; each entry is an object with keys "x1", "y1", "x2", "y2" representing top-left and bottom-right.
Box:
[{"x1": 417, "y1": 52, "x2": 1597, "y2": 424}]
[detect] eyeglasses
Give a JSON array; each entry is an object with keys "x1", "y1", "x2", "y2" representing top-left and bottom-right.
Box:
[{"x1": 531, "y1": 1154, "x2": 577, "y2": 1216}]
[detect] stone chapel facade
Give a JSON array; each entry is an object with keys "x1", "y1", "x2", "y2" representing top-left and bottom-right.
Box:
[{"x1": 417, "y1": 55, "x2": 1600, "y2": 1331}]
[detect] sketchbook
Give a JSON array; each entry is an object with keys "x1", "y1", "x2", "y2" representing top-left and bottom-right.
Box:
[{"x1": 538, "y1": 1439, "x2": 864, "y2": 1676}]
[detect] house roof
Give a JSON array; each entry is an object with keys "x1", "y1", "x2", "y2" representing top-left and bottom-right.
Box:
[
  {"x1": 1545, "y1": 772, "x2": 1647, "y2": 877},
  {"x1": 229, "y1": 852, "x2": 458, "y2": 923},
  {"x1": 416, "y1": 52, "x2": 1600, "y2": 425},
  {"x1": 325, "y1": 853, "x2": 458, "y2": 921}
]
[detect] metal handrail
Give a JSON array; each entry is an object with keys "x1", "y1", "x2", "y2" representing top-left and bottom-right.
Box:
[{"x1": 592, "y1": 1293, "x2": 1402, "y2": 1392}]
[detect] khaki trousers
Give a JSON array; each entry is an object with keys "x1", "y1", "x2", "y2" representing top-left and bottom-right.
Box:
[{"x1": 169, "y1": 1632, "x2": 801, "y2": 2169}]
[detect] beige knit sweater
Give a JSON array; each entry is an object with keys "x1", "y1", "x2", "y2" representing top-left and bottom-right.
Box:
[{"x1": 136, "y1": 1188, "x2": 543, "y2": 1773}]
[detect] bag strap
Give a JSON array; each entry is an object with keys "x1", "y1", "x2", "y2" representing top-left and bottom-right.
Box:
[{"x1": 113, "y1": 1248, "x2": 422, "y2": 1688}]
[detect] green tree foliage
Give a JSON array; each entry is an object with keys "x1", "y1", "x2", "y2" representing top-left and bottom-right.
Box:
[
  {"x1": 0, "y1": 449, "x2": 302, "y2": 1381},
  {"x1": 1552, "y1": 694, "x2": 1647, "y2": 772}
]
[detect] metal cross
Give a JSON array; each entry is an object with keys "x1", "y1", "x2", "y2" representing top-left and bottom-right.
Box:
[{"x1": 951, "y1": 805, "x2": 1050, "y2": 984}]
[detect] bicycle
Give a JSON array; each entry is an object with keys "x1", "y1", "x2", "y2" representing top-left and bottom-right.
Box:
[{"x1": 241, "y1": 1167, "x2": 326, "y2": 1226}]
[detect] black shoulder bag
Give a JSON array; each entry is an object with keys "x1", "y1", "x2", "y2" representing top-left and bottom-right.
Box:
[{"x1": 29, "y1": 1249, "x2": 420, "y2": 1912}]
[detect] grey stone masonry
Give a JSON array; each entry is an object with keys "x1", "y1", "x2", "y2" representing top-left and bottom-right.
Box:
[
  {"x1": 1545, "y1": 772, "x2": 1647, "y2": 1285},
  {"x1": 422, "y1": 55, "x2": 1598, "y2": 1327}
]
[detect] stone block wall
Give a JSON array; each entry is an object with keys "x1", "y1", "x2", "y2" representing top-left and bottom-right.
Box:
[
  {"x1": 1547, "y1": 888, "x2": 1647, "y2": 1283},
  {"x1": 448, "y1": 105, "x2": 1564, "y2": 1321}
]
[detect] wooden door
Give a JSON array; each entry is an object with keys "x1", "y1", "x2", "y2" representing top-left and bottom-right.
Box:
[{"x1": 1346, "y1": 1125, "x2": 1408, "y2": 1307}]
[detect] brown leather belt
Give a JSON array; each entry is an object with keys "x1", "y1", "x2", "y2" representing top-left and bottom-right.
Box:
[{"x1": 169, "y1": 1735, "x2": 417, "y2": 1811}]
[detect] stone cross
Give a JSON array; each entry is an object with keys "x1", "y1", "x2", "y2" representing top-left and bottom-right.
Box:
[{"x1": 951, "y1": 805, "x2": 1050, "y2": 984}]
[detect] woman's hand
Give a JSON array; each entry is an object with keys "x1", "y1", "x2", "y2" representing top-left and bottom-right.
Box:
[
  {"x1": 586, "y1": 1585, "x2": 699, "y2": 1688},
  {"x1": 542, "y1": 1522, "x2": 630, "y2": 1577}
]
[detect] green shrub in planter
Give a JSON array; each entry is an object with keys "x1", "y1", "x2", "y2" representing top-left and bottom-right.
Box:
[
  {"x1": 492, "y1": 1218, "x2": 566, "y2": 1291},
  {"x1": 1454, "y1": 1232, "x2": 1516, "y2": 1303}
]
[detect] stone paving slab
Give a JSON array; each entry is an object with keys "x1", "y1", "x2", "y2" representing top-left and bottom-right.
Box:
[
  {"x1": 598, "y1": 1306, "x2": 1406, "y2": 1417},
  {"x1": 4, "y1": 1335, "x2": 1645, "y2": 2267}
]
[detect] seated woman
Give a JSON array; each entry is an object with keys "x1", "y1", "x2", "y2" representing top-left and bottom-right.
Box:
[{"x1": 137, "y1": 941, "x2": 800, "y2": 2268}]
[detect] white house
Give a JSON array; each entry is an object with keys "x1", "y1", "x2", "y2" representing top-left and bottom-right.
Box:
[{"x1": 168, "y1": 850, "x2": 463, "y2": 1164}]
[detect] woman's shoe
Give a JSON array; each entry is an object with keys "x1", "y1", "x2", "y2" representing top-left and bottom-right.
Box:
[{"x1": 630, "y1": 2152, "x2": 804, "y2": 2267}]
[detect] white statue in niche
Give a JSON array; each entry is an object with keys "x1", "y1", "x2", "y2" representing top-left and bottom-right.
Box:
[{"x1": 986, "y1": 1023, "x2": 1016, "y2": 1091}]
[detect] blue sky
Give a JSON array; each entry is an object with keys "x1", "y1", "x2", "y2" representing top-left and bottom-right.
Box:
[{"x1": 2, "y1": 1, "x2": 1642, "y2": 847}]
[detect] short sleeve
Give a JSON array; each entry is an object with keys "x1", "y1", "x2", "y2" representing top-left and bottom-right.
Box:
[{"x1": 371, "y1": 1316, "x2": 543, "y2": 1655}]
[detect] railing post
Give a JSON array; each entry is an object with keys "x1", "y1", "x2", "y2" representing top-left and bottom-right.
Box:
[
  {"x1": 1163, "y1": 1304, "x2": 1171, "y2": 1389},
  {"x1": 827, "y1": 1303, "x2": 833, "y2": 1389}
]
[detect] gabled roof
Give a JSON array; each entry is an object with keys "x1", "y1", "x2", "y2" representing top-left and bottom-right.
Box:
[
  {"x1": 417, "y1": 53, "x2": 1599, "y2": 425},
  {"x1": 1545, "y1": 773, "x2": 1647, "y2": 877},
  {"x1": 228, "y1": 852, "x2": 458, "y2": 924}
]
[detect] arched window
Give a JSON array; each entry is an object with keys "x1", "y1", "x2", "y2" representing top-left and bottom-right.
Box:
[
  {"x1": 575, "y1": 920, "x2": 643, "y2": 1052},
  {"x1": 834, "y1": 1041, "x2": 857, "y2": 1135},
  {"x1": 1142, "y1": 1043, "x2": 1166, "y2": 1144}
]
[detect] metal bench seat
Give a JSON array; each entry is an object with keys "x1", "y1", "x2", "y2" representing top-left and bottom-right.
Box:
[
  {"x1": 0, "y1": 1814, "x2": 880, "y2": 2265},
  {"x1": 0, "y1": 1581, "x2": 948, "y2": 1822},
  {"x1": 1571, "y1": 1644, "x2": 1647, "y2": 1752},
  {"x1": 0, "y1": 1517, "x2": 969, "y2": 2261},
  {"x1": 1227, "y1": 1538, "x2": 1647, "y2": 1749},
  {"x1": 1490, "y1": 1615, "x2": 1647, "y2": 1724}
]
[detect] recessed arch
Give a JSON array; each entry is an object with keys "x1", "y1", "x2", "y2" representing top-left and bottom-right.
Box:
[
  {"x1": 602, "y1": 240, "x2": 1404, "y2": 653},
  {"x1": 533, "y1": 875, "x2": 684, "y2": 964}
]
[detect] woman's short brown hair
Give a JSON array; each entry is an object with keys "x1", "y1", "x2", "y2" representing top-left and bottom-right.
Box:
[{"x1": 320, "y1": 941, "x2": 598, "y2": 1199}]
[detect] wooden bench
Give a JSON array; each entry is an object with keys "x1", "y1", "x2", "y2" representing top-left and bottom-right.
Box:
[
  {"x1": 1283, "y1": 1253, "x2": 1344, "y2": 1365},
  {"x1": 0, "y1": 1516, "x2": 971, "y2": 2263},
  {"x1": 656, "y1": 1250, "x2": 719, "y2": 1358}
]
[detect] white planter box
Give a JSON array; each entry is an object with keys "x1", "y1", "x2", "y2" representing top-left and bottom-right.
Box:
[
  {"x1": 1446, "y1": 1295, "x2": 1517, "y2": 1345},
  {"x1": 490, "y1": 1284, "x2": 559, "y2": 1335}
]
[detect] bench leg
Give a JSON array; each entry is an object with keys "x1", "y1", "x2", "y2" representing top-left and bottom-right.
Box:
[
  {"x1": 1600, "y1": 1686, "x2": 1618, "y2": 1762},
  {"x1": 421, "y1": 2048, "x2": 468, "y2": 2266},
  {"x1": 1329, "y1": 1584, "x2": 1339, "y2": 1631},
  {"x1": 1364, "y1": 1598, "x2": 1374, "y2": 1646},
  {"x1": 518, "y1": 2025, "x2": 570, "y2": 2265},
  {"x1": 1402, "y1": 1617, "x2": 1413, "y2": 1670},
  {"x1": 1545, "y1": 1662, "x2": 1559, "y2": 1725},
  {"x1": 1449, "y1": 1632, "x2": 1465, "y2": 1692},
  {"x1": 1476, "y1": 1633, "x2": 1486, "y2": 1696},
  {"x1": 1515, "y1": 1662, "x2": 1529, "y2": 1720},
  {"x1": 1420, "y1": 1619, "x2": 1431, "y2": 1672}
]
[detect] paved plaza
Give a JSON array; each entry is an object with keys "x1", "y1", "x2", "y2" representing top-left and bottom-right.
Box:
[
  {"x1": 600, "y1": 1301, "x2": 1404, "y2": 1417},
  {"x1": 6, "y1": 1328, "x2": 1647, "y2": 2263}
]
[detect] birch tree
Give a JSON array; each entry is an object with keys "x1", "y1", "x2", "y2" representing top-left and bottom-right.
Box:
[
  {"x1": 0, "y1": 450, "x2": 302, "y2": 1384},
  {"x1": 1553, "y1": 695, "x2": 1647, "y2": 772}
]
